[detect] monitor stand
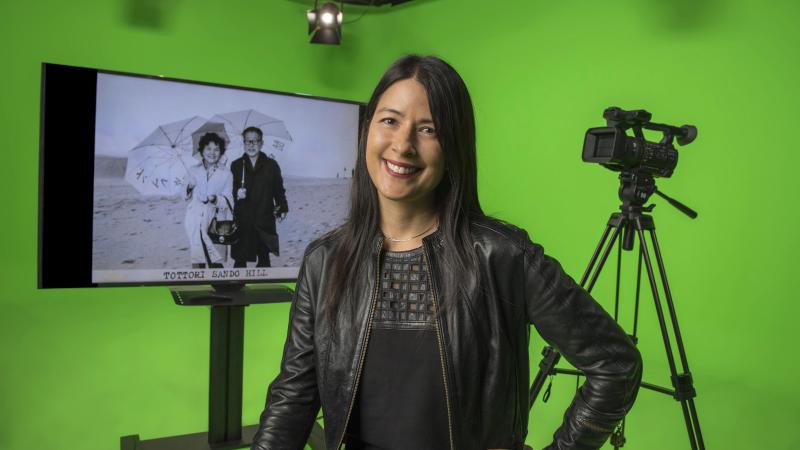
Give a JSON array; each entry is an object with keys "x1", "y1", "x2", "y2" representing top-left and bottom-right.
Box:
[{"x1": 120, "y1": 283, "x2": 325, "y2": 450}]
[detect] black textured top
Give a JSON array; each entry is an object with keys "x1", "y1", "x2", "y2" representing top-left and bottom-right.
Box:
[{"x1": 343, "y1": 247, "x2": 450, "y2": 450}]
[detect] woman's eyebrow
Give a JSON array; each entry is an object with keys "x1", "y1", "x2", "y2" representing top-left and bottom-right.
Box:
[
  {"x1": 377, "y1": 107, "x2": 434, "y2": 124},
  {"x1": 377, "y1": 107, "x2": 404, "y2": 116}
]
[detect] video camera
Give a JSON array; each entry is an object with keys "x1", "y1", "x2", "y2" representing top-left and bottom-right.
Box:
[{"x1": 582, "y1": 107, "x2": 697, "y2": 178}]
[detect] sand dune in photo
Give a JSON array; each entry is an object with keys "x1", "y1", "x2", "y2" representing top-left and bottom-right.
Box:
[{"x1": 92, "y1": 175, "x2": 350, "y2": 271}]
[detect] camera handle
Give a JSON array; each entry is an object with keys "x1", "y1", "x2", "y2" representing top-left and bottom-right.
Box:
[{"x1": 655, "y1": 189, "x2": 698, "y2": 219}]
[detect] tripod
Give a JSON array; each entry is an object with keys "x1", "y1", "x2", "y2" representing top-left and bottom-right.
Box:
[{"x1": 528, "y1": 171, "x2": 705, "y2": 449}]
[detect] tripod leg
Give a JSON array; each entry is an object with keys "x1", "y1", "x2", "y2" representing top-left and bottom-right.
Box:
[
  {"x1": 649, "y1": 229, "x2": 705, "y2": 449},
  {"x1": 585, "y1": 224, "x2": 624, "y2": 293},
  {"x1": 649, "y1": 229, "x2": 695, "y2": 379},
  {"x1": 687, "y1": 401, "x2": 704, "y2": 449},
  {"x1": 614, "y1": 233, "x2": 622, "y2": 321},
  {"x1": 633, "y1": 242, "x2": 643, "y2": 338},
  {"x1": 635, "y1": 225, "x2": 700, "y2": 450},
  {"x1": 611, "y1": 417, "x2": 626, "y2": 449},
  {"x1": 530, "y1": 219, "x2": 622, "y2": 409},
  {"x1": 608, "y1": 227, "x2": 629, "y2": 446},
  {"x1": 580, "y1": 223, "x2": 614, "y2": 287}
]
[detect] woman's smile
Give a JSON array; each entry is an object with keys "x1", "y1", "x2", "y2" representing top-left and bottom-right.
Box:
[{"x1": 383, "y1": 158, "x2": 422, "y2": 177}]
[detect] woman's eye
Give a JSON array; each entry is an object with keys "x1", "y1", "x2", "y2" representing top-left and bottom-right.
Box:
[
  {"x1": 380, "y1": 117, "x2": 396, "y2": 125},
  {"x1": 420, "y1": 126, "x2": 436, "y2": 135}
]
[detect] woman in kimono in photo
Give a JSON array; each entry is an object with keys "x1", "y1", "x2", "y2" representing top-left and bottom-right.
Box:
[{"x1": 184, "y1": 132, "x2": 234, "y2": 268}]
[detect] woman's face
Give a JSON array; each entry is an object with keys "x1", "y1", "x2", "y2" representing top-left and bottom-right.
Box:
[
  {"x1": 366, "y1": 78, "x2": 445, "y2": 209},
  {"x1": 202, "y1": 141, "x2": 221, "y2": 165}
]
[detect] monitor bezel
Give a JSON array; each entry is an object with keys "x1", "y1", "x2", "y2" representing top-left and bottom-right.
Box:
[{"x1": 38, "y1": 62, "x2": 365, "y2": 289}]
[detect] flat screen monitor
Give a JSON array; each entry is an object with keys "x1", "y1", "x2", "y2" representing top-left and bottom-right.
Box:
[{"x1": 39, "y1": 63, "x2": 364, "y2": 288}]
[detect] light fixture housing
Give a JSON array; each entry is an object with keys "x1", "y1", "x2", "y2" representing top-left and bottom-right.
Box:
[
  {"x1": 307, "y1": 2, "x2": 343, "y2": 45},
  {"x1": 306, "y1": 0, "x2": 413, "y2": 45}
]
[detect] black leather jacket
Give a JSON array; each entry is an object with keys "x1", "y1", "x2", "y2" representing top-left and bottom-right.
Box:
[{"x1": 252, "y1": 218, "x2": 642, "y2": 450}]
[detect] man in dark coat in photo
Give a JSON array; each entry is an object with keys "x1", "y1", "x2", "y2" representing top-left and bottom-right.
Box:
[{"x1": 231, "y1": 126, "x2": 289, "y2": 268}]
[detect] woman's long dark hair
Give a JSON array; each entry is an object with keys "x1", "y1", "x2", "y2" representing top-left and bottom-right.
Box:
[{"x1": 326, "y1": 54, "x2": 484, "y2": 324}]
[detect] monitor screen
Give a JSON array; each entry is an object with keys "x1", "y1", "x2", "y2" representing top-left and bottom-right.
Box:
[{"x1": 39, "y1": 63, "x2": 363, "y2": 288}]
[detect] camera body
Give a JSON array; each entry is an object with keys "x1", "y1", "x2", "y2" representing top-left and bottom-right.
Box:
[{"x1": 582, "y1": 107, "x2": 696, "y2": 179}]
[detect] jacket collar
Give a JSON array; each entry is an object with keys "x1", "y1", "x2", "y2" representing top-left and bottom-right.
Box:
[
  {"x1": 423, "y1": 228, "x2": 445, "y2": 251},
  {"x1": 244, "y1": 151, "x2": 267, "y2": 172},
  {"x1": 371, "y1": 234, "x2": 383, "y2": 255}
]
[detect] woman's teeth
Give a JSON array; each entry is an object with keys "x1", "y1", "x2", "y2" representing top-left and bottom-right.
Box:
[{"x1": 386, "y1": 160, "x2": 420, "y2": 175}]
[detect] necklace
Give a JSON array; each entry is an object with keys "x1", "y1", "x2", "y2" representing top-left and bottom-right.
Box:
[{"x1": 382, "y1": 220, "x2": 438, "y2": 243}]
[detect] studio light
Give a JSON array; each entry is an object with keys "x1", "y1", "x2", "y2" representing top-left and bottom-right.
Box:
[
  {"x1": 306, "y1": 1, "x2": 413, "y2": 45},
  {"x1": 307, "y1": 1, "x2": 343, "y2": 45}
]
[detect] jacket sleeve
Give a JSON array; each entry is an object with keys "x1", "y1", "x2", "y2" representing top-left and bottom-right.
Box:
[
  {"x1": 523, "y1": 237, "x2": 642, "y2": 450},
  {"x1": 272, "y1": 161, "x2": 289, "y2": 214},
  {"x1": 252, "y1": 256, "x2": 320, "y2": 450},
  {"x1": 231, "y1": 161, "x2": 242, "y2": 202}
]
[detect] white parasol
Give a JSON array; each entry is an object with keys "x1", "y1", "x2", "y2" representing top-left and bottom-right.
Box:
[
  {"x1": 210, "y1": 109, "x2": 293, "y2": 165},
  {"x1": 124, "y1": 116, "x2": 206, "y2": 196}
]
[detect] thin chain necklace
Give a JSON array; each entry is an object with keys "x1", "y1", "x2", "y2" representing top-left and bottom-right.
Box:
[{"x1": 382, "y1": 220, "x2": 438, "y2": 243}]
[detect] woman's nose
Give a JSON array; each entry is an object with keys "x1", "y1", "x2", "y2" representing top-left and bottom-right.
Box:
[{"x1": 391, "y1": 126, "x2": 416, "y2": 155}]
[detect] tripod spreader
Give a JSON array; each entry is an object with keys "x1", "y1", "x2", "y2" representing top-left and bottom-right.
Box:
[{"x1": 529, "y1": 346, "x2": 561, "y2": 410}]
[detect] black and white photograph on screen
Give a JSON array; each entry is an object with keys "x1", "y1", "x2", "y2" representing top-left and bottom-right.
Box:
[{"x1": 92, "y1": 73, "x2": 359, "y2": 283}]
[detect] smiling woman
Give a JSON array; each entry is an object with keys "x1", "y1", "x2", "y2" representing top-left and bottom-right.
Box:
[
  {"x1": 365, "y1": 78, "x2": 447, "y2": 250},
  {"x1": 183, "y1": 132, "x2": 233, "y2": 269},
  {"x1": 251, "y1": 55, "x2": 642, "y2": 450}
]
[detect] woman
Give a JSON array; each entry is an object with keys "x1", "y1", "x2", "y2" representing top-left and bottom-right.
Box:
[
  {"x1": 252, "y1": 55, "x2": 642, "y2": 450},
  {"x1": 184, "y1": 132, "x2": 233, "y2": 268}
]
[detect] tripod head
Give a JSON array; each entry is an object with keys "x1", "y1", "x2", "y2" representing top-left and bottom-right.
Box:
[
  {"x1": 616, "y1": 169, "x2": 698, "y2": 250},
  {"x1": 618, "y1": 170, "x2": 697, "y2": 219}
]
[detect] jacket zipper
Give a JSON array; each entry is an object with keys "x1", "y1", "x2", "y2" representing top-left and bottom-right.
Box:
[
  {"x1": 335, "y1": 242, "x2": 383, "y2": 450},
  {"x1": 422, "y1": 244, "x2": 455, "y2": 450}
]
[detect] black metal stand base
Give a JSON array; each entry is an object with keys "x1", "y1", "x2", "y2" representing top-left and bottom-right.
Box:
[
  {"x1": 120, "y1": 284, "x2": 329, "y2": 450},
  {"x1": 121, "y1": 425, "x2": 260, "y2": 450},
  {"x1": 121, "y1": 422, "x2": 326, "y2": 450}
]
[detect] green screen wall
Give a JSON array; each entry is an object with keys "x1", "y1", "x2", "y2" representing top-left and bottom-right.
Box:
[{"x1": 1, "y1": 0, "x2": 798, "y2": 449}]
